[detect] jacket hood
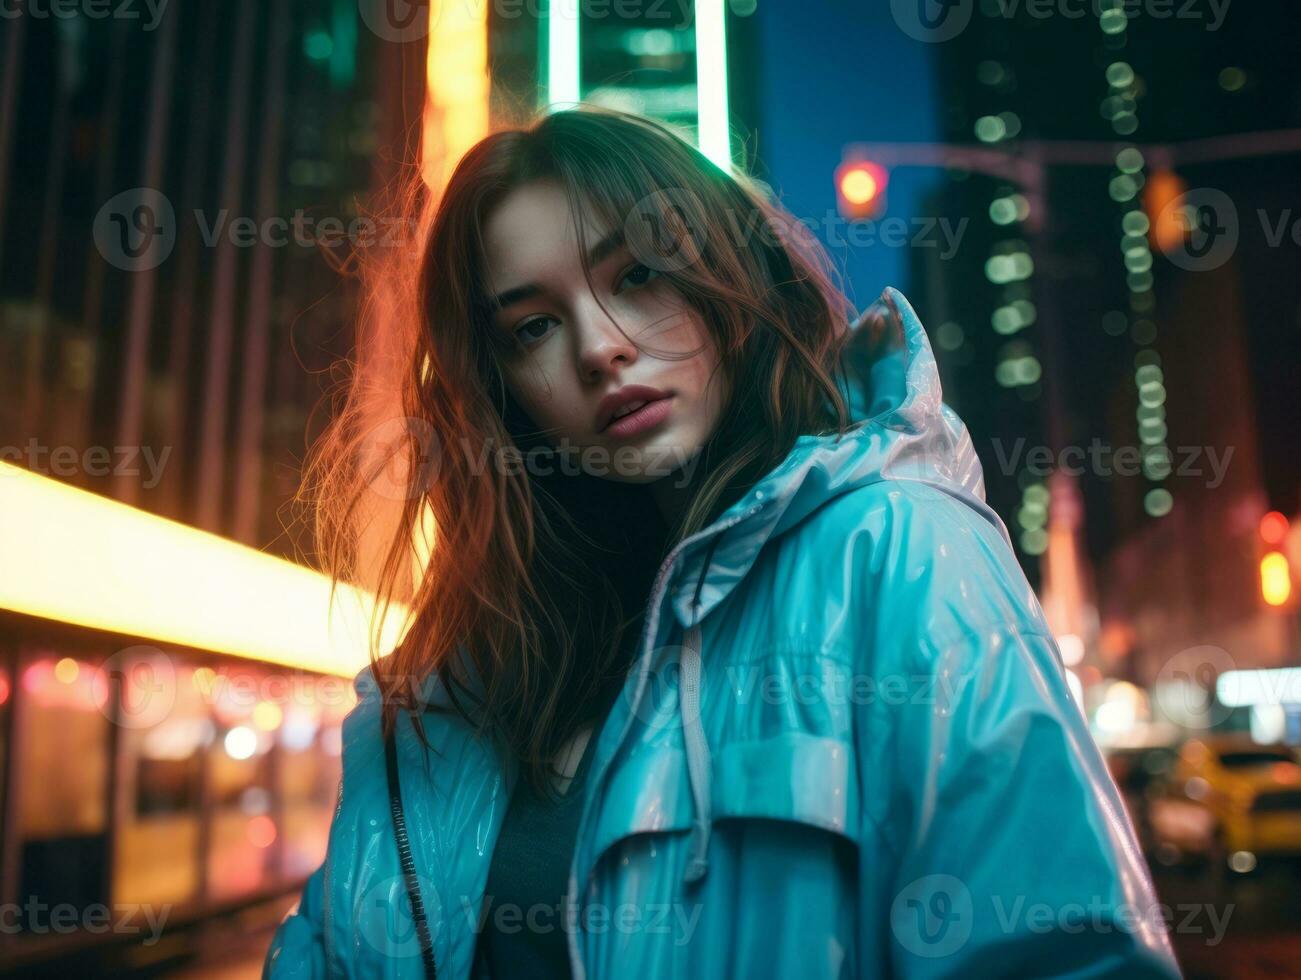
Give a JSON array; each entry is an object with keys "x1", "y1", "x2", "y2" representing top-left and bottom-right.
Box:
[{"x1": 667, "y1": 285, "x2": 1003, "y2": 631}]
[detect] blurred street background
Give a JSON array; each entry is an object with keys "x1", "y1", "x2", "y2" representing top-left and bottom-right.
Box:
[{"x1": 1, "y1": 1, "x2": 1299, "y2": 976}]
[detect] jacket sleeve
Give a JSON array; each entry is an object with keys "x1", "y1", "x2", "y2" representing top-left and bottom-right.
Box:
[
  {"x1": 853, "y1": 482, "x2": 1184, "y2": 979},
  {"x1": 262, "y1": 856, "x2": 328, "y2": 979}
]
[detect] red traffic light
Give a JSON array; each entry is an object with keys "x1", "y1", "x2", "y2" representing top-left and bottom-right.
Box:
[
  {"x1": 835, "y1": 160, "x2": 888, "y2": 221},
  {"x1": 1259, "y1": 510, "x2": 1289, "y2": 546}
]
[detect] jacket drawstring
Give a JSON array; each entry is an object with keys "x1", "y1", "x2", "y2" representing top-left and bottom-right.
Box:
[
  {"x1": 680, "y1": 532, "x2": 722, "y2": 886},
  {"x1": 680, "y1": 620, "x2": 711, "y2": 884}
]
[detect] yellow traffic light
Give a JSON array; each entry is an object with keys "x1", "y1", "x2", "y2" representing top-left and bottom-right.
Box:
[
  {"x1": 836, "y1": 160, "x2": 888, "y2": 221},
  {"x1": 1261, "y1": 552, "x2": 1292, "y2": 607}
]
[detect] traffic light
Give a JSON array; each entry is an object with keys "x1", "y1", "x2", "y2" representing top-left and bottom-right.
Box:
[
  {"x1": 1143, "y1": 166, "x2": 1189, "y2": 255},
  {"x1": 835, "y1": 159, "x2": 888, "y2": 221},
  {"x1": 1259, "y1": 510, "x2": 1293, "y2": 607}
]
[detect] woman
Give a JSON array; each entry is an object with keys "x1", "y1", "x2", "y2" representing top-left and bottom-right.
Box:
[{"x1": 263, "y1": 106, "x2": 1183, "y2": 979}]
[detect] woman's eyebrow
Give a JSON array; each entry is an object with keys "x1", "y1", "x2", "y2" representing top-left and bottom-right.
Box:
[{"x1": 490, "y1": 228, "x2": 626, "y2": 311}]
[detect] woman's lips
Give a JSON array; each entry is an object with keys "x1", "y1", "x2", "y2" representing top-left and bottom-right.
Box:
[{"x1": 601, "y1": 394, "x2": 674, "y2": 439}]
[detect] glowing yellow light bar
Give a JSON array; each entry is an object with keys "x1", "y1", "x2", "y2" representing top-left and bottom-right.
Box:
[
  {"x1": 1261, "y1": 550, "x2": 1292, "y2": 607},
  {"x1": 0, "y1": 463, "x2": 410, "y2": 677},
  {"x1": 546, "y1": 0, "x2": 581, "y2": 110},
  {"x1": 695, "y1": 0, "x2": 732, "y2": 170},
  {"x1": 422, "y1": 0, "x2": 491, "y2": 190}
]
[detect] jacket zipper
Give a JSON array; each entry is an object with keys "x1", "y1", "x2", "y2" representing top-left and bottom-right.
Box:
[{"x1": 386, "y1": 723, "x2": 439, "y2": 978}]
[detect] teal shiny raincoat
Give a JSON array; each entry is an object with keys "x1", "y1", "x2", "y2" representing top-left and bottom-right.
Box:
[{"x1": 264, "y1": 287, "x2": 1184, "y2": 979}]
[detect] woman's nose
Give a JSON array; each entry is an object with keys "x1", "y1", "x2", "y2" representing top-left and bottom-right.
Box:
[{"x1": 576, "y1": 310, "x2": 639, "y2": 381}]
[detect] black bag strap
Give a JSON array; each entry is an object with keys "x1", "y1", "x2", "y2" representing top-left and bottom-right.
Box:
[{"x1": 384, "y1": 721, "x2": 438, "y2": 979}]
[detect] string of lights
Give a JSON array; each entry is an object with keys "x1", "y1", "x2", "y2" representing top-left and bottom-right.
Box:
[{"x1": 1095, "y1": 2, "x2": 1173, "y2": 520}]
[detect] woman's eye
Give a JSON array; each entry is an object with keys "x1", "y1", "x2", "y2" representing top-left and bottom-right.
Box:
[
  {"x1": 618, "y1": 262, "x2": 662, "y2": 291},
  {"x1": 509, "y1": 265, "x2": 659, "y2": 349},
  {"x1": 514, "y1": 317, "x2": 557, "y2": 346}
]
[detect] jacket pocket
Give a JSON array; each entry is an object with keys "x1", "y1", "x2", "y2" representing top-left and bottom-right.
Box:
[
  {"x1": 712, "y1": 731, "x2": 858, "y2": 837},
  {"x1": 587, "y1": 741, "x2": 696, "y2": 871},
  {"x1": 586, "y1": 729, "x2": 859, "y2": 875}
]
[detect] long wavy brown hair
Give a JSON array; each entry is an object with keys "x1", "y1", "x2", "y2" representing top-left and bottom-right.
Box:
[{"x1": 301, "y1": 104, "x2": 864, "y2": 798}]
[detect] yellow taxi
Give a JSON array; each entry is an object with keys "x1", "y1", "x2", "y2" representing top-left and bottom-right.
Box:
[{"x1": 1149, "y1": 735, "x2": 1301, "y2": 875}]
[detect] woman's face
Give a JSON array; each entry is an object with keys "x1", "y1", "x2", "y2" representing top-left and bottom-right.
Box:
[{"x1": 482, "y1": 179, "x2": 728, "y2": 484}]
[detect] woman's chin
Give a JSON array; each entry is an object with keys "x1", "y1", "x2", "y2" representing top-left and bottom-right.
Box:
[{"x1": 582, "y1": 436, "x2": 702, "y2": 485}]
